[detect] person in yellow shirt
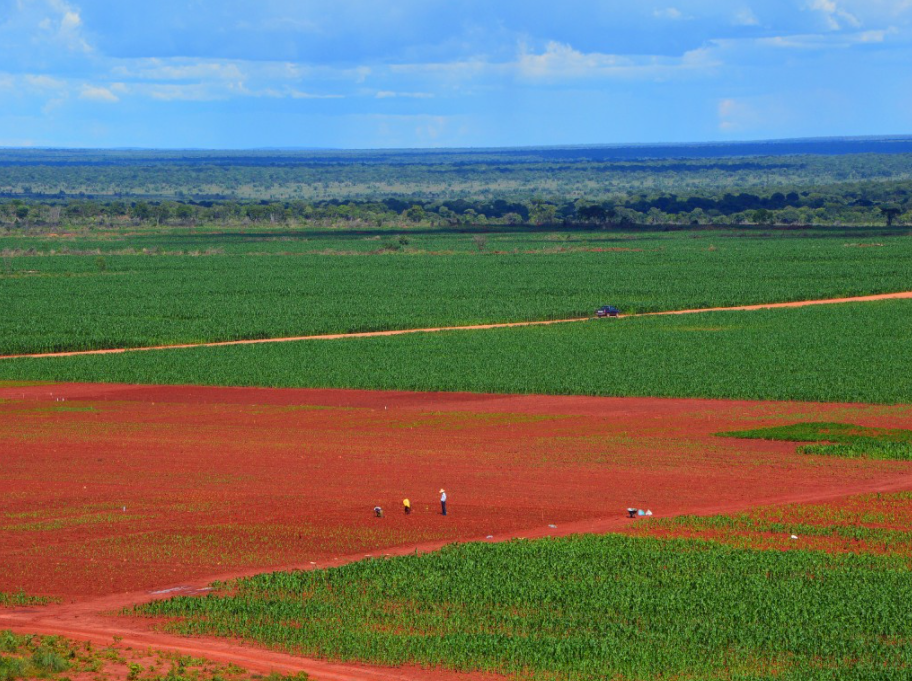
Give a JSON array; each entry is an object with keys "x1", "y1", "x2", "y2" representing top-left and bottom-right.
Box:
[{"x1": 403, "y1": 498, "x2": 411, "y2": 515}]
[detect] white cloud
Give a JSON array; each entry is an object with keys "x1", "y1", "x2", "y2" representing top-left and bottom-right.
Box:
[
  {"x1": 362, "y1": 114, "x2": 471, "y2": 148},
  {"x1": 287, "y1": 89, "x2": 344, "y2": 99},
  {"x1": 718, "y1": 98, "x2": 743, "y2": 131},
  {"x1": 0, "y1": 0, "x2": 94, "y2": 74},
  {"x1": 145, "y1": 83, "x2": 216, "y2": 101},
  {"x1": 24, "y1": 74, "x2": 66, "y2": 89},
  {"x1": 80, "y1": 85, "x2": 118, "y2": 102},
  {"x1": 516, "y1": 41, "x2": 719, "y2": 81},
  {"x1": 518, "y1": 42, "x2": 627, "y2": 79},
  {"x1": 806, "y1": 0, "x2": 861, "y2": 31},
  {"x1": 718, "y1": 96, "x2": 794, "y2": 133},
  {"x1": 734, "y1": 7, "x2": 760, "y2": 26},
  {"x1": 415, "y1": 115, "x2": 448, "y2": 141},
  {"x1": 111, "y1": 59, "x2": 246, "y2": 82},
  {"x1": 755, "y1": 27, "x2": 896, "y2": 50},
  {"x1": 391, "y1": 40, "x2": 722, "y2": 87},
  {"x1": 653, "y1": 8, "x2": 685, "y2": 20},
  {"x1": 40, "y1": 0, "x2": 92, "y2": 52},
  {"x1": 375, "y1": 90, "x2": 433, "y2": 98},
  {"x1": 122, "y1": 78, "x2": 345, "y2": 102}
]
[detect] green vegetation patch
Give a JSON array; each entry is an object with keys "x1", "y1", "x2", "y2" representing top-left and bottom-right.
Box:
[
  {"x1": 718, "y1": 421, "x2": 912, "y2": 444},
  {"x1": 0, "y1": 630, "x2": 310, "y2": 681},
  {"x1": 800, "y1": 441, "x2": 912, "y2": 460},
  {"x1": 720, "y1": 421, "x2": 912, "y2": 460},
  {"x1": 0, "y1": 592, "x2": 56, "y2": 608},
  {"x1": 134, "y1": 534, "x2": 912, "y2": 681}
]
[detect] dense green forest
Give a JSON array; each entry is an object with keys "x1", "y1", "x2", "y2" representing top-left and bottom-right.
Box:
[{"x1": 1, "y1": 141, "x2": 912, "y2": 228}]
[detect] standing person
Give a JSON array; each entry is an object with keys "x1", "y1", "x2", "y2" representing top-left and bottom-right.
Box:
[
  {"x1": 439, "y1": 489, "x2": 447, "y2": 516},
  {"x1": 403, "y1": 498, "x2": 411, "y2": 515}
]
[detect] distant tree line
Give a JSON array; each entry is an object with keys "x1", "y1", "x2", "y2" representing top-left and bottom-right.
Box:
[
  {"x1": 2, "y1": 180, "x2": 911, "y2": 230},
  {"x1": 2, "y1": 149, "x2": 912, "y2": 205}
]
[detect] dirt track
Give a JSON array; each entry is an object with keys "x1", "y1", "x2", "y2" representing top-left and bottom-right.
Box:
[
  {"x1": 4, "y1": 383, "x2": 912, "y2": 680},
  {"x1": 2, "y1": 290, "x2": 911, "y2": 360}
]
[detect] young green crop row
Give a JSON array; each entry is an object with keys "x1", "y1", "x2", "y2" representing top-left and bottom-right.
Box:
[
  {"x1": 634, "y1": 514, "x2": 912, "y2": 554},
  {"x1": 0, "y1": 630, "x2": 310, "y2": 681},
  {"x1": 3, "y1": 232, "x2": 912, "y2": 354},
  {"x1": 719, "y1": 422, "x2": 912, "y2": 444},
  {"x1": 719, "y1": 422, "x2": 912, "y2": 461},
  {"x1": 799, "y1": 441, "x2": 912, "y2": 460},
  {"x1": 134, "y1": 534, "x2": 912, "y2": 680},
  {"x1": 630, "y1": 491, "x2": 912, "y2": 557},
  {"x1": 0, "y1": 592, "x2": 55, "y2": 608},
  {"x1": 3, "y1": 299, "x2": 912, "y2": 404}
]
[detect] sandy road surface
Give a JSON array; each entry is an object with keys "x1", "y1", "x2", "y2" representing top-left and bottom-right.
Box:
[
  {"x1": 2, "y1": 291, "x2": 911, "y2": 360},
  {"x1": 5, "y1": 474, "x2": 912, "y2": 681}
]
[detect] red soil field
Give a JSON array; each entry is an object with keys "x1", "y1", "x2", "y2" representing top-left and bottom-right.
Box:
[{"x1": 3, "y1": 381, "x2": 912, "y2": 600}]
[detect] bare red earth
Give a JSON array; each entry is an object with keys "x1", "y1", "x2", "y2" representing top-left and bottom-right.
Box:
[
  {"x1": 3, "y1": 382, "x2": 912, "y2": 599},
  {"x1": 3, "y1": 383, "x2": 912, "y2": 681}
]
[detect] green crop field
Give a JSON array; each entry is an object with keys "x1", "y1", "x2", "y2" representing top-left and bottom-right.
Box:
[
  {"x1": 719, "y1": 422, "x2": 912, "y2": 461},
  {"x1": 3, "y1": 299, "x2": 912, "y2": 404},
  {"x1": 134, "y1": 534, "x2": 912, "y2": 680},
  {"x1": 2, "y1": 231, "x2": 912, "y2": 355}
]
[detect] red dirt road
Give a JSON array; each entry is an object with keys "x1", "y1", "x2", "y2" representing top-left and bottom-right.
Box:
[
  {"x1": 2, "y1": 290, "x2": 911, "y2": 360},
  {"x1": 3, "y1": 383, "x2": 912, "y2": 680}
]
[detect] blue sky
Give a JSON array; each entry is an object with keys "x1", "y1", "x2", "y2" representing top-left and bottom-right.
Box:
[{"x1": 1, "y1": 0, "x2": 911, "y2": 148}]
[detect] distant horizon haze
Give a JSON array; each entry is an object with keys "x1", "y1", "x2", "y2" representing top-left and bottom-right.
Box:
[{"x1": 1, "y1": 134, "x2": 912, "y2": 156}]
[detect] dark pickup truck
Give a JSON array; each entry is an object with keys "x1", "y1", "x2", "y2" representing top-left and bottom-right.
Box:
[{"x1": 596, "y1": 305, "x2": 620, "y2": 318}]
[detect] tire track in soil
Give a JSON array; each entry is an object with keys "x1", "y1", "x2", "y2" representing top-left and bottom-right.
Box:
[
  {"x1": 2, "y1": 291, "x2": 911, "y2": 360},
  {"x1": 4, "y1": 472, "x2": 912, "y2": 681}
]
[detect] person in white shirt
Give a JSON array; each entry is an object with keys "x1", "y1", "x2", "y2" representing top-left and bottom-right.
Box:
[{"x1": 439, "y1": 489, "x2": 447, "y2": 516}]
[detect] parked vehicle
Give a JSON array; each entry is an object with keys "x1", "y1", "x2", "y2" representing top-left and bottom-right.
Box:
[{"x1": 596, "y1": 305, "x2": 620, "y2": 318}]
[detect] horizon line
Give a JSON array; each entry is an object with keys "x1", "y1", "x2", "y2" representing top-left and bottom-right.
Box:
[{"x1": 1, "y1": 133, "x2": 911, "y2": 154}]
